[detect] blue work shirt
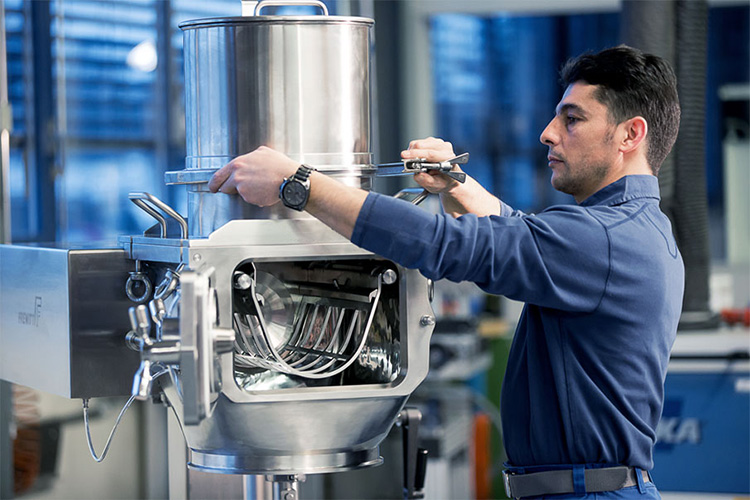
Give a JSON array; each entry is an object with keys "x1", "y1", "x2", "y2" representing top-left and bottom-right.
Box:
[{"x1": 351, "y1": 175, "x2": 684, "y2": 470}]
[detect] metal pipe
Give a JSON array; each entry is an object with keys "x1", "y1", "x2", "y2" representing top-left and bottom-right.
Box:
[{"x1": 621, "y1": 0, "x2": 716, "y2": 329}]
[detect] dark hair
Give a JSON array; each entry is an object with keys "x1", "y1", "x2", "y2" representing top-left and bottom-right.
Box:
[{"x1": 560, "y1": 45, "x2": 680, "y2": 174}]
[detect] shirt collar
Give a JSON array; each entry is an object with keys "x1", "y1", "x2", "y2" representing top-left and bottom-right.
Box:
[{"x1": 579, "y1": 175, "x2": 661, "y2": 207}]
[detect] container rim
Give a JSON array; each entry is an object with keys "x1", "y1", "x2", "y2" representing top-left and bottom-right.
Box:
[{"x1": 179, "y1": 16, "x2": 374, "y2": 30}]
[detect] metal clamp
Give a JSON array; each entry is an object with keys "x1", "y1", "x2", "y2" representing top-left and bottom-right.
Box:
[
  {"x1": 393, "y1": 187, "x2": 430, "y2": 206},
  {"x1": 376, "y1": 153, "x2": 469, "y2": 184},
  {"x1": 129, "y1": 192, "x2": 188, "y2": 239},
  {"x1": 254, "y1": 0, "x2": 328, "y2": 16}
]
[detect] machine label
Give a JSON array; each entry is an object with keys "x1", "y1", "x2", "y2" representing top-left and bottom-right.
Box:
[{"x1": 17, "y1": 296, "x2": 42, "y2": 327}]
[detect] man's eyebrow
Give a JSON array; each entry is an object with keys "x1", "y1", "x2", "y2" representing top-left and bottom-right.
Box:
[{"x1": 556, "y1": 103, "x2": 588, "y2": 117}]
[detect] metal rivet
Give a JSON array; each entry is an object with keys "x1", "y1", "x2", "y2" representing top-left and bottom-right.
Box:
[
  {"x1": 233, "y1": 272, "x2": 252, "y2": 290},
  {"x1": 420, "y1": 315, "x2": 435, "y2": 327},
  {"x1": 382, "y1": 269, "x2": 397, "y2": 285}
]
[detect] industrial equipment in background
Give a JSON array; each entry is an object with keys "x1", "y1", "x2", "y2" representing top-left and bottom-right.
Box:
[
  {"x1": 0, "y1": 2, "x2": 438, "y2": 498},
  {"x1": 622, "y1": 2, "x2": 750, "y2": 497}
]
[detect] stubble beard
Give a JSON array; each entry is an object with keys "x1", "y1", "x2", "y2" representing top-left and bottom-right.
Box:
[
  {"x1": 551, "y1": 127, "x2": 615, "y2": 199},
  {"x1": 552, "y1": 161, "x2": 610, "y2": 199}
]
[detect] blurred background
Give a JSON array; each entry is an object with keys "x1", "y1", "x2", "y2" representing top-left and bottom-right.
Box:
[{"x1": 0, "y1": 0, "x2": 748, "y2": 499}]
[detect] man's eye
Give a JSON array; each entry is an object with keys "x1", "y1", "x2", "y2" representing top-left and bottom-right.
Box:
[{"x1": 566, "y1": 116, "x2": 580, "y2": 125}]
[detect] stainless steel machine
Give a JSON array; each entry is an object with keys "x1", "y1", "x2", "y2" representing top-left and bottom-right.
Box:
[{"x1": 0, "y1": 2, "x2": 435, "y2": 498}]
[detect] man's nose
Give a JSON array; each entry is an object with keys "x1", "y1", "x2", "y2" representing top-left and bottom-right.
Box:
[{"x1": 539, "y1": 119, "x2": 557, "y2": 146}]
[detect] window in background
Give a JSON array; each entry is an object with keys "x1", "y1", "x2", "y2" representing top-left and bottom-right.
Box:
[
  {"x1": 4, "y1": 0, "x2": 31, "y2": 241},
  {"x1": 430, "y1": 7, "x2": 749, "y2": 262},
  {"x1": 4, "y1": 0, "x2": 337, "y2": 244},
  {"x1": 431, "y1": 12, "x2": 618, "y2": 214},
  {"x1": 706, "y1": 5, "x2": 749, "y2": 262},
  {"x1": 52, "y1": 0, "x2": 161, "y2": 242}
]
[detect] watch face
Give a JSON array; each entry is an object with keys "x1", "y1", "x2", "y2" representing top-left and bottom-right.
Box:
[{"x1": 282, "y1": 181, "x2": 308, "y2": 207}]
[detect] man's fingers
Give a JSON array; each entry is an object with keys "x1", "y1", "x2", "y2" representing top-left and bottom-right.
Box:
[
  {"x1": 220, "y1": 179, "x2": 237, "y2": 194},
  {"x1": 208, "y1": 163, "x2": 232, "y2": 192},
  {"x1": 402, "y1": 148, "x2": 452, "y2": 162}
]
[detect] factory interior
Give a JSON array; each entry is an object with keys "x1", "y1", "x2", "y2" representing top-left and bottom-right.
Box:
[{"x1": 0, "y1": 0, "x2": 748, "y2": 499}]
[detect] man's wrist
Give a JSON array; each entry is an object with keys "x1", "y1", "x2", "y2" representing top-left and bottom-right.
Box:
[{"x1": 279, "y1": 164, "x2": 316, "y2": 211}]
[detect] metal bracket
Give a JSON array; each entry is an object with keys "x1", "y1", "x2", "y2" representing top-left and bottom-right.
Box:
[{"x1": 399, "y1": 407, "x2": 428, "y2": 499}]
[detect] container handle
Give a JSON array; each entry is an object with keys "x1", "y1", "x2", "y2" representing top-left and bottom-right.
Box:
[{"x1": 253, "y1": 0, "x2": 329, "y2": 16}]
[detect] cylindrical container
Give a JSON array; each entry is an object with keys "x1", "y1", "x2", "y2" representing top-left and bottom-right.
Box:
[{"x1": 171, "y1": 10, "x2": 374, "y2": 236}]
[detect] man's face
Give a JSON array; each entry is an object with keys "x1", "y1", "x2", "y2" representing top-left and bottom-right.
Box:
[{"x1": 539, "y1": 82, "x2": 620, "y2": 202}]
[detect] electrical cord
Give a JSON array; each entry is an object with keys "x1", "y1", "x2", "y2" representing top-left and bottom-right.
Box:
[{"x1": 82, "y1": 368, "x2": 169, "y2": 462}]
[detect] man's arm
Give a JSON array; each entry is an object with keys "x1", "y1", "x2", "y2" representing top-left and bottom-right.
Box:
[
  {"x1": 209, "y1": 144, "x2": 609, "y2": 312},
  {"x1": 207, "y1": 137, "x2": 505, "y2": 240},
  {"x1": 207, "y1": 146, "x2": 367, "y2": 239},
  {"x1": 404, "y1": 137, "x2": 502, "y2": 218}
]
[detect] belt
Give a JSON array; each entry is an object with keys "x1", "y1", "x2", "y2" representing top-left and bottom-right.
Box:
[{"x1": 503, "y1": 465, "x2": 651, "y2": 499}]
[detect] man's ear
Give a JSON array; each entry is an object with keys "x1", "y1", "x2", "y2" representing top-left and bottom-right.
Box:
[{"x1": 619, "y1": 116, "x2": 648, "y2": 154}]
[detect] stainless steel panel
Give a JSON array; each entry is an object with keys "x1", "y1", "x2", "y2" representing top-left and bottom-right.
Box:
[
  {"x1": 181, "y1": 16, "x2": 372, "y2": 171},
  {"x1": 0, "y1": 245, "x2": 140, "y2": 398},
  {"x1": 177, "y1": 15, "x2": 374, "y2": 233},
  {"x1": 162, "y1": 385, "x2": 403, "y2": 475},
  {"x1": 121, "y1": 217, "x2": 435, "y2": 475}
]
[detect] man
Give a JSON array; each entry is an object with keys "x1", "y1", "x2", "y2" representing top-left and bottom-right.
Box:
[{"x1": 209, "y1": 45, "x2": 684, "y2": 499}]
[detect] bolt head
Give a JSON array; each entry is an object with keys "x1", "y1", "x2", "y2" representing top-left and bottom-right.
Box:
[
  {"x1": 420, "y1": 315, "x2": 435, "y2": 327},
  {"x1": 382, "y1": 269, "x2": 397, "y2": 285}
]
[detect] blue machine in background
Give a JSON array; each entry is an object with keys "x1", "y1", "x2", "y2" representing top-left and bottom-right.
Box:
[{"x1": 653, "y1": 331, "x2": 750, "y2": 497}]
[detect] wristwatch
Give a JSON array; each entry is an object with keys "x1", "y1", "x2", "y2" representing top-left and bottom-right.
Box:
[{"x1": 279, "y1": 165, "x2": 316, "y2": 211}]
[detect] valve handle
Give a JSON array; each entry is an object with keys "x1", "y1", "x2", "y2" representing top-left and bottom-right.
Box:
[{"x1": 254, "y1": 0, "x2": 328, "y2": 16}]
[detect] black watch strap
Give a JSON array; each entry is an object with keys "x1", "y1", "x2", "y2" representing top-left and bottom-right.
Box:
[
  {"x1": 294, "y1": 164, "x2": 315, "y2": 181},
  {"x1": 280, "y1": 164, "x2": 316, "y2": 211}
]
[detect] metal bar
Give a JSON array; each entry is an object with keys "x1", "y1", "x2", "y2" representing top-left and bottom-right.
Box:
[
  {"x1": 280, "y1": 305, "x2": 308, "y2": 363},
  {"x1": 281, "y1": 345, "x2": 347, "y2": 362},
  {"x1": 0, "y1": 0, "x2": 10, "y2": 244},
  {"x1": 154, "y1": 1, "x2": 172, "y2": 201},
  {"x1": 29, "y1": 0, "x2": 57, "y2": 241},
  {"x1": 336, "y1": 309, "x2": 360, "y2": 356},
  {"x1": 129, "y1": 192, "x2": 188, "y2": 239},
  {"x1": 243, "y1": 314, "x2": 274, "y2": 359},
  {"x1": 233, "y1": 313, "x2": 259, "y2": 355},
  {"x1": 289, "y1": 307, "x2": 333, "y2": 369},
  {"x1": 131, "y1": 198, "x2": 167, "y2": 238},
  {"x1": 291, "y1": 307, "x2": 340, "y2": 370}
]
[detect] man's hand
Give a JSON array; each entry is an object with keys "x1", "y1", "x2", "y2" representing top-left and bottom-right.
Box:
[
  {"x1": 402, "y1": 136, "x2": 501, "y2": 218},
  {"x1": 402, "y1": 137, "x2": 462, "y2": 194},
  {"x1": 208, "y1": 145, "x2": 367, "y2": 239},
  {"x1": 208, "y1": 146, "x2": 299, "y2": 206}
]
